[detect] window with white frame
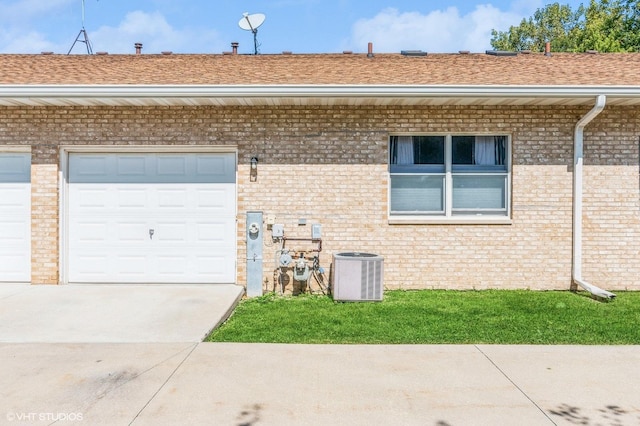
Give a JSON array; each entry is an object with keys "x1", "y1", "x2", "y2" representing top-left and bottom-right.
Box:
[{"x1": 389, "y1": 135, "x2": 510, "y2": 219}]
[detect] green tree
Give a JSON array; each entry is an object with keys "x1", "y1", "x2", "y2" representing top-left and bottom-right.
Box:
[
  {"x1": 491, "y1": 0, "x2": 640, "y2": 52},
  {"x1": 619, "y1": 0, "x2": 640, "y2": 50},
  {"x1": 491, "y1": 3, "x2": 582, "y2": 52},
  {"x1": 576, "y1": 0, "x2": 626, "y2": 51}
]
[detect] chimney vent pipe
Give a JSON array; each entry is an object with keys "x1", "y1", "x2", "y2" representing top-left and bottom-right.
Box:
[
  {"x1": 367, "y1": 42, "x2": 374, "y2": 58},
  {"x1": 135, "y1": 43, "x2": 143, "y2": 55},
  {"x1": 544, "y1": 41, "x2": 551, "y2": 57},
  {"x1": 231, "y1": 42, "x2": 239, "y2": 55}
]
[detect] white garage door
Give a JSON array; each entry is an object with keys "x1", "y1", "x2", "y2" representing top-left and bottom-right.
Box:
[
  {"x1": 68, "y1": 152, "x2": 236, "y2": 283},
  {"x1": 0, "y1": 153, "x2": 31, "y2": 283}
]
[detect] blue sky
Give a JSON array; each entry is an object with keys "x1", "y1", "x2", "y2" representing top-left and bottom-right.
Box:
[{"x1": 0, "y1": 0, "x2": 585, "y2": 55}]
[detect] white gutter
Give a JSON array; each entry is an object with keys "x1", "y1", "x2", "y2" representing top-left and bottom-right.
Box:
[{"x1": 572, "y1": 95, "x2": 616, "y2": 300}]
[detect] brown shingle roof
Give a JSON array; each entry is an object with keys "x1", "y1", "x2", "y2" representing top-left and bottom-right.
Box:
[{"x1": 1, "y1": 52, "x2": 640, "y2": 86}]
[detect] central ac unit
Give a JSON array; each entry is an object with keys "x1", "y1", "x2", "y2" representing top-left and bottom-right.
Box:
[{"x1": 331, "y1": 252, "x2": 383, "y2": 301}]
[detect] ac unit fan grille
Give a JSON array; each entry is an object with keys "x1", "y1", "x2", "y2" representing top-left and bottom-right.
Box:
[{"x1": 361, "y1": 259, "x2": 382, "y2": 300}]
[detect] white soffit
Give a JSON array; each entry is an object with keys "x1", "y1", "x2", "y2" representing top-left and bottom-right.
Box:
[{"x1": 2, "y1": 85, "x2": 640, "y2": 106}]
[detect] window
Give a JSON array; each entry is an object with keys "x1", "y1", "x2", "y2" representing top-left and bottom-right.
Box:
[{"x1": 389, "y1": 135, "x2": 510, "y2": 221}]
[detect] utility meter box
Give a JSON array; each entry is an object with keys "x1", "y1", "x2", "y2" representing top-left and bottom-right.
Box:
[
  {"x1": 311, "y1": 224, "x2": 322, "y2": 240},
  {"x1": 272, "y1": 224, "x2": 284, "y2": 238}
]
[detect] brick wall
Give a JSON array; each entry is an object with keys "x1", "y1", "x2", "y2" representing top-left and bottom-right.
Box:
[
  {"x1": 1, "y1": 104, "x2": 638, "y2": 290},
  {"x1": 30, "y1": 163, "x2": 58, "y2": 284}
]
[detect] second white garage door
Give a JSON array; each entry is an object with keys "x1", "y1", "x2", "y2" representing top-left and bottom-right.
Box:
[{"x1": 68, "y1": 152, "x2": 236, "y2": 283}]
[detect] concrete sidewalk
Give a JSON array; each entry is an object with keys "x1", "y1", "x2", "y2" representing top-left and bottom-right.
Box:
[{"x1": 1, "y1": 343, "x2": 639, "y2": 425}]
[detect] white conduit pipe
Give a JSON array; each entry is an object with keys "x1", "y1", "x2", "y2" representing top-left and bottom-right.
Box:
[{"x1": 572, "y1": 95, "x2": 616, "y2": 300}]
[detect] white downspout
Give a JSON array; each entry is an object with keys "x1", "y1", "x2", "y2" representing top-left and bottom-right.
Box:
[{"x1": 572, "y1": 95, "x2": 616, "y2": 299}]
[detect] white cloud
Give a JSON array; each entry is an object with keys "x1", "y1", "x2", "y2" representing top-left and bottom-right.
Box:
[
  {"x1": 347, "y1": 6, "x2": 522, "y2": 53},
  {"x1": 88, "y1": 10, "x2": 225, "y2": 54},
  {"x1": 0, "y1": 0, "x2": 74, "y2": 23},
  {"x1": 0, "y1": 29, "x2": 58, "y2": 53},
  {"x1": 0, "y1": 0, "x2": 74, "y2": 53}
]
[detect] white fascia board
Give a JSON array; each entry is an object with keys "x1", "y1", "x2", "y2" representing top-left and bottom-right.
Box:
[{"x1": 2, "y1": 84, "x2": 640, "y2": 103}]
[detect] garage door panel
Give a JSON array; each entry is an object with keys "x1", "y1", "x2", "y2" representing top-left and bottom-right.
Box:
[
  {"x1": 117, "y1": 222, "x2": 149, "y2": 242},
  {"x1": 196, "y1": 223, "x2": 227, "y2": 242},
  {"x1": 156, "y1": 156, "x2": 188, "y2": 177},
  {"x1": 0, "y1": 251, "x2": 30, "y2": 281},
  {"x1": 155, "y1": 223, "x2": 188, "y2": 242},
  {"x1": 0, "y1": 185, "x2": 30, "y2": 208},
  {"x1": 68, "y1": 152, "x2": 236, "y2": 284},
  {"x1": 157, "y1": 188, "x2": 188, "y2": 208},
  {"x1": 194, "y1": 219, "x2": 235, "y2": 244},
  {"x1": 69, "y1": 222, "x2": 109, "y2": 242},
  {"x1": 72, "y1": 187, "x2": 110, "y2": 209},
  {"x1": 196, "y1": 185, "x2": 235, "y2": 210},
  {"x1": 195, "y1": 155, "x2": 235, "y2": 182},
  {"x1": 156, "y1": 256, "x2": 188, "y2": 275},
  {"x1": 197, "y1": 255, "x2": 235, "y2": 281},
  {"x1": 117, "y1": 188, "x2": 148, "y2": 208},
  {"x1": 0, "y1": 153, "x2": 31, "y2": 283},
  {"x1": 70, "y1": 155, "x2": 110, "y2": 181},
  {"x1": 117, "y1": 156, "x2": 148, "y2": 176},
  {"x1": 69, "y1": 255, "x2": 110, "y2": 281},
  {"x1": 115, "y1": 255, "x2": 149, "y2": 277},
  {"x1": 0, "y1": 220, "x2": 30, "y2": 240},
  {"x1": 0, "y1": 154, "x2": 31, "y2": 182}
]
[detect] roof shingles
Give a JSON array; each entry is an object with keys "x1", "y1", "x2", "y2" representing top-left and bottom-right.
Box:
[{"x1": 1, "y1": 52, "x2": 640, "y2": 86}]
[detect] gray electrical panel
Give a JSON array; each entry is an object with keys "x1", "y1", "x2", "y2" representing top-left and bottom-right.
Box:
[{"x1": 246, "y1": 211, "x2": 263, "y2": 297}]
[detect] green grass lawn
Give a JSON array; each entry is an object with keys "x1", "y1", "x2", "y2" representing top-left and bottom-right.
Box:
[{"x1": 206, "y1": 290, "x2": 640, "y2": 344}]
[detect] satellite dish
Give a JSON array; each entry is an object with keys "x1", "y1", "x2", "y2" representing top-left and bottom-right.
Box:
[
  {"x1": 238, "y1": 12, "x2": 266, "y2": 54},
  {"x1": 239, "y1": 13, "x2": 265, "y2": 31}
]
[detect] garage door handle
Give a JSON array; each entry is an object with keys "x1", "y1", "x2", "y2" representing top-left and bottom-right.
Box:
[{"x1": 149, "y1": 229, "x2": 154, "y2": 240}]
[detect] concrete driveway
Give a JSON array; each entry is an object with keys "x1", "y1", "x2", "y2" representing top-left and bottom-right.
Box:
[
  {"x1": 1, "y1": 284, "x2": 639, "y2": 425},
  {"x1": 0, "y1": 284, "x2": 244, "y2": 342}
]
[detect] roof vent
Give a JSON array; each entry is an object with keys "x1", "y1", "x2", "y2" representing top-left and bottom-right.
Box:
[
  {"x1": 40, "y1": 51, "x2": 54, "y2": 55},
  {"x1": 367, "y1": 42, "x2": 374, "y2": 58},
  {"x1": 161, "y1": 51, "x2": 173, "y2": 55},
  {"x1": 342, "y1": 50, "x2": 353, "y2": 55},
  {"x1": 96, "y1": 51, "x2": 108, "y2": 55},
  {"x1": 586, "y1": 49, "x2": 598, "y2": 54},
  {"x1": 458, "y1": 50, "x2": 470, "y2": 55},
  {"x1": 401, "y1": 50, "x2": 427, "y2": 57},
  {"x1": 520, "y1": 49, "x2": 532, "y2": 54},
  {"x1": 135, "y1": 42, "x2": 142, "y2": 55},
  {"x1": 485, "y1": 50, "x2": 517, "y2": 57},
  {"x1": 282, "y1": 51, "x2": 292, "y2": 55}
]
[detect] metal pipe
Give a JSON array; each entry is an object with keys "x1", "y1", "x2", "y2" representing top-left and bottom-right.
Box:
[{"x1": 572, "y1": 95, "x2": 615, "y2": 299}]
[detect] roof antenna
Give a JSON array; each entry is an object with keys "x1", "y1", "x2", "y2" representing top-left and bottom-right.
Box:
[
  {"x1": 68, "y1": 0, "x2": 96, "y2": 54},
  {"x1": 238, "y1": 12, "x2": 266, "y2": 55}
]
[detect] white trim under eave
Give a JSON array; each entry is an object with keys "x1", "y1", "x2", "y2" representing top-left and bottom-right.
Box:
[{"x1": 3, "y1": 84, "x2": 640, "y2": 106}]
